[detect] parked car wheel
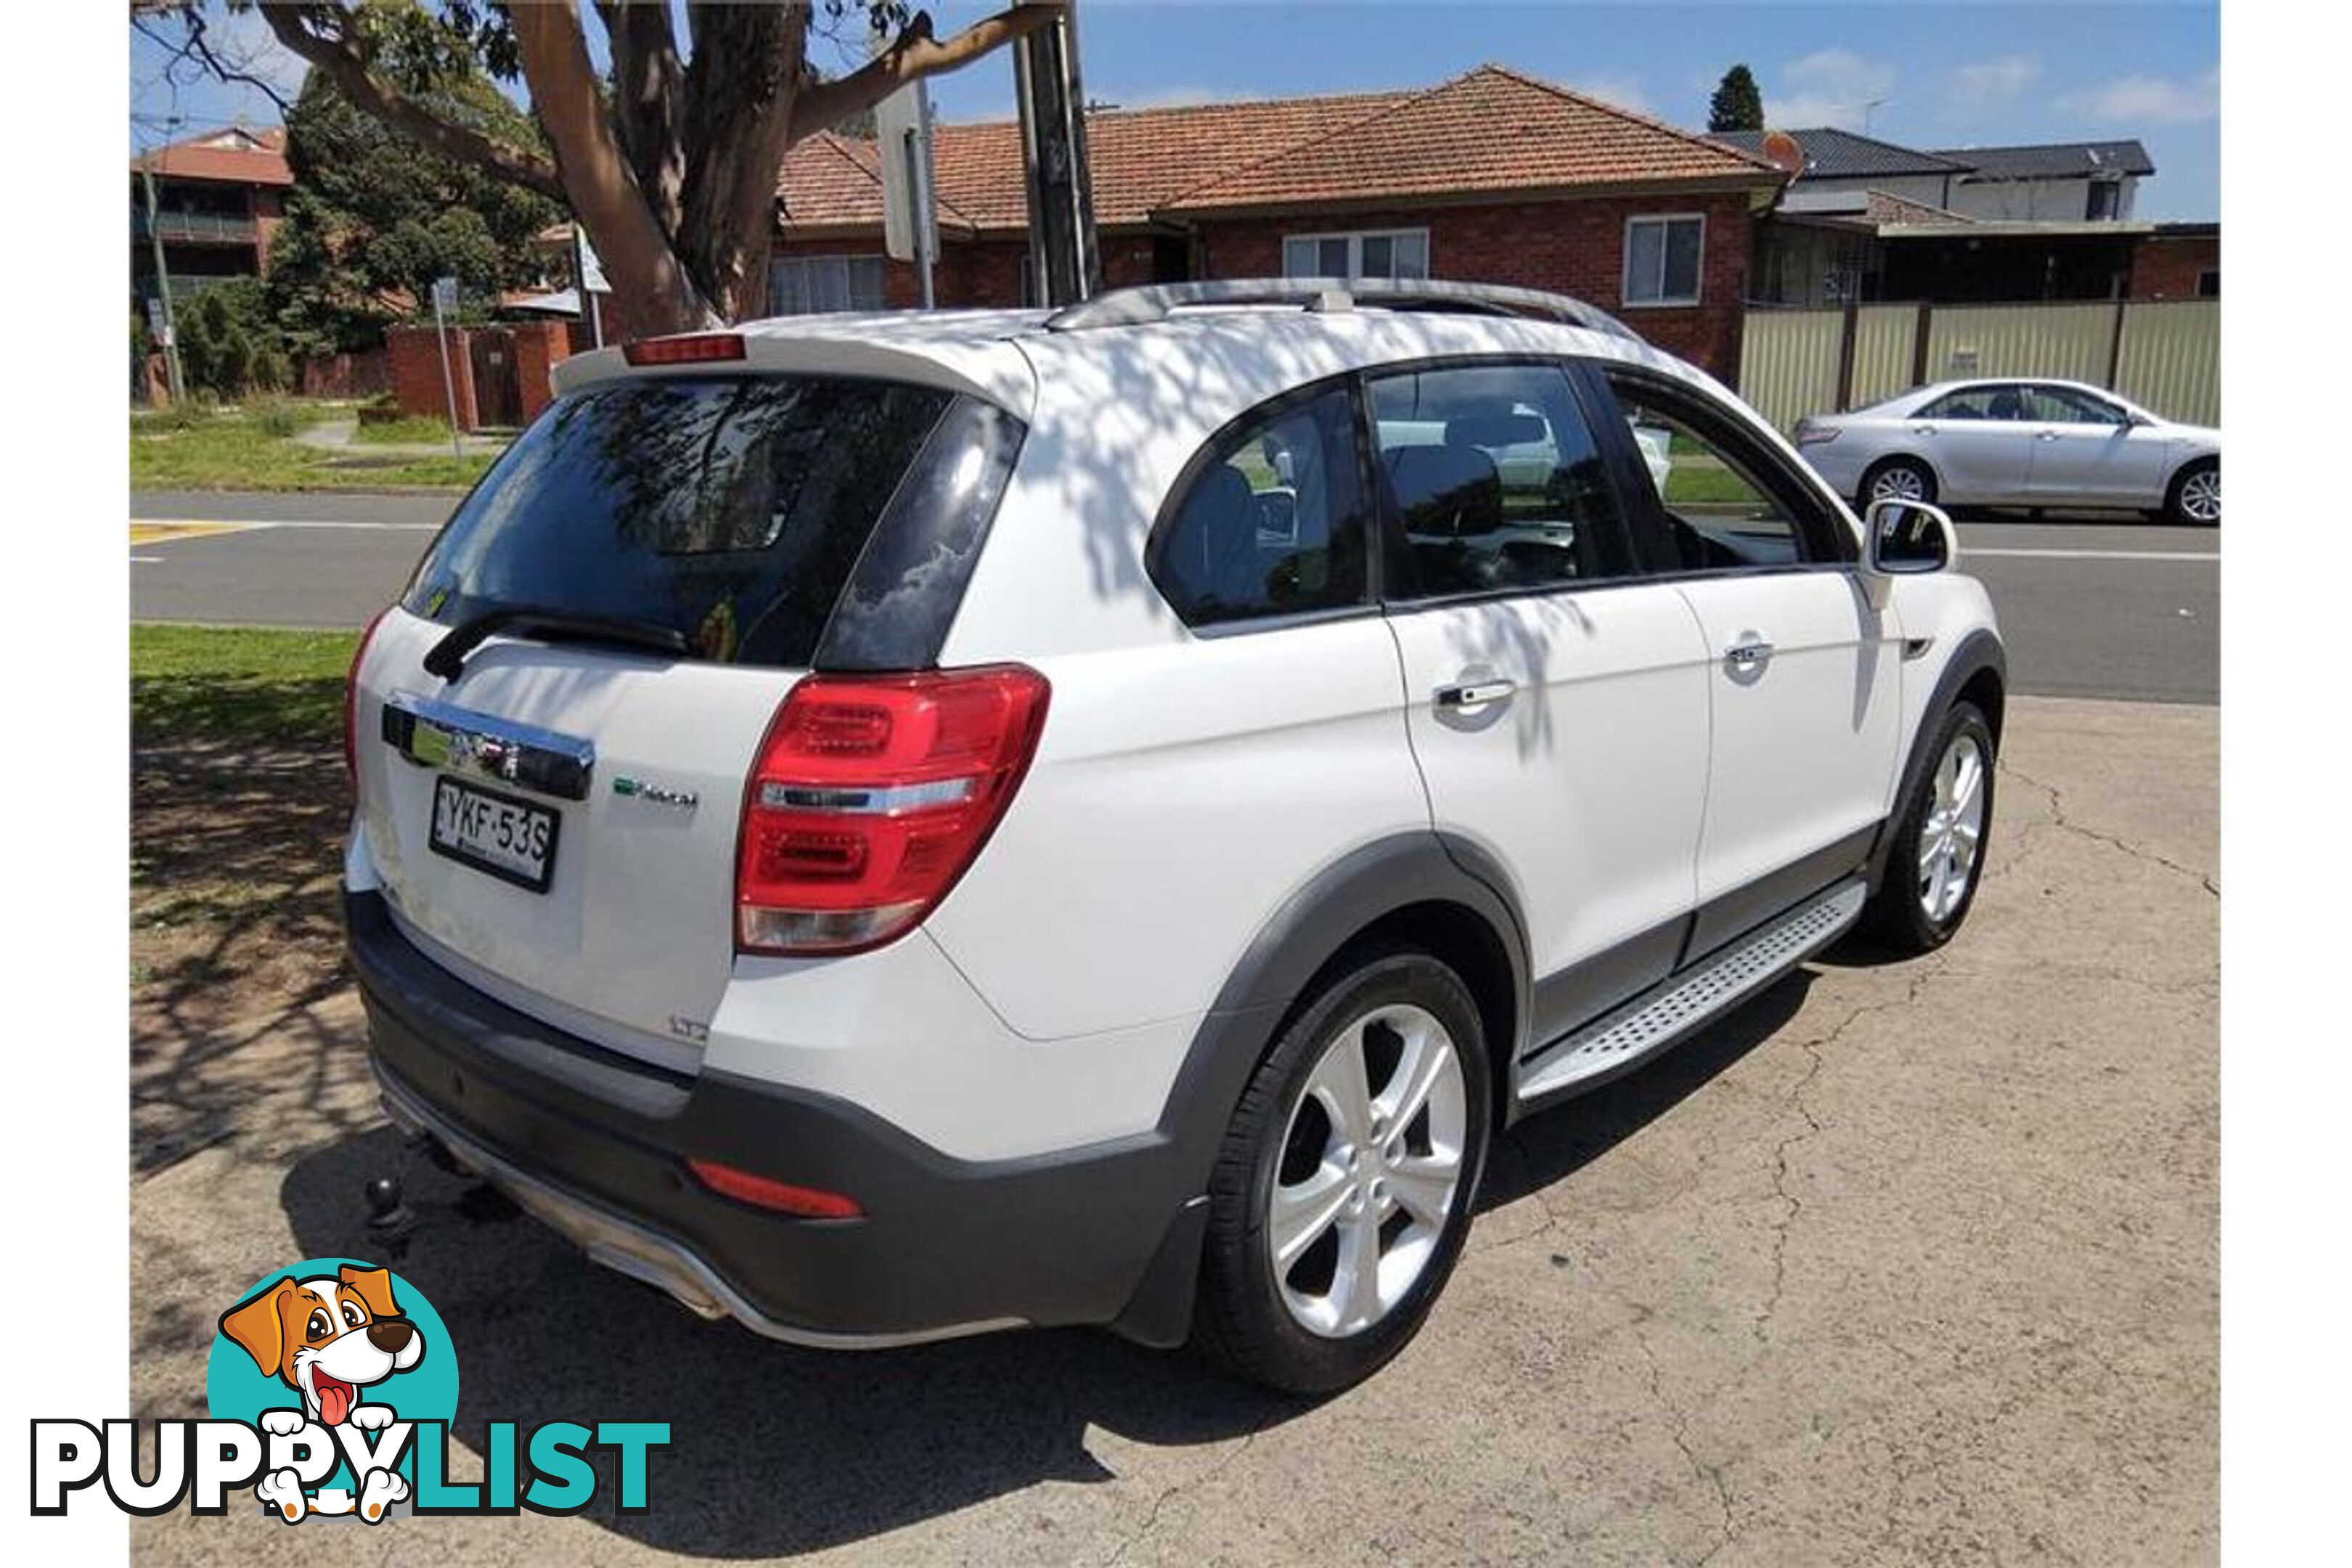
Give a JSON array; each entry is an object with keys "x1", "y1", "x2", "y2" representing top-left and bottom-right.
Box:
[
  {"x1": 1863, "y1": 703, "x2": 1996, "y2": 955},
  {"x1": 1860, "y1": 456, "x2": 1937, "y2": 508},
  {"x1": 2165, "y1": 459, "x2": 2219, "y2": 526},
  {"x1": 1193, "y1": 949, "x2": 1492, "y2": 1394}
]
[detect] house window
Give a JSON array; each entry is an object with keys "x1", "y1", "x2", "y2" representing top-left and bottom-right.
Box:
[
  {"x1": 2196, "y1": 269, "x2": 2219, "y2": 298},
  {"x1": 1622, "y1": 214, "x2": 1704, "y2": 307},
  {"x1": 2086, "y1": 180, "x2": 2122, "y2": 221},
  {"x1": 1281, "y1": 229, "x2": 1430, "y2": 282},
  {"x1": 769, "y1": 254, "x2": 888, "y2": 315}
]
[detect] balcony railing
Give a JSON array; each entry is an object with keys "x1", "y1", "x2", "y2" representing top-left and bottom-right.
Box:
[{"x1": 131, "y1": 208, "x2": 258, "y2": 244}]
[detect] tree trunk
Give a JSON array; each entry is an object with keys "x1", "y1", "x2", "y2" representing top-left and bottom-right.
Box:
[
  {"x1": 673, "y1": 4, "x2": 811, "y2": 322},
  {"x1": 509, "y1": 2, "x2": 717, "y2": 337}
]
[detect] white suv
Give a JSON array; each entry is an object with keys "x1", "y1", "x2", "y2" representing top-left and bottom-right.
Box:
[{"x1": 346, "y1": 279, "x2": 2004, "y2": 1393}]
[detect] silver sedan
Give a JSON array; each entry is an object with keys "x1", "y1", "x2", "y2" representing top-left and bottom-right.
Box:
[{"x1": 1794, "y1": 379, "x2": 2220, "y2": 525}]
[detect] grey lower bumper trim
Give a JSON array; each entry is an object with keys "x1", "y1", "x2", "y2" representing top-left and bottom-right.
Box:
[{"x1": 374, "y1": 1063, "x2": 1026, "y2": 1351}]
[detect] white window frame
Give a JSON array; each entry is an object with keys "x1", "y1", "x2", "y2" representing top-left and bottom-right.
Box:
[
  {"x1": 1621, "y1": 213, "x2": 1706, "y2": 309},
  {"x1": 1281, "y1": 227, "x2": 1432, "y2": 282},
  {"x1": 769, "y1": 253, "x2": 889, "y2": 316}
]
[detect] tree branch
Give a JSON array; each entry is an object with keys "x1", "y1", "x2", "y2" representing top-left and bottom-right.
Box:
[
  {"x1": 134, "y1": 6, "x2": 294, "y2": 118},
  {"x1": 256, "y1": 3, "x2": 565, "y2": 201},
  {"x1": 786, "y1": 3, "x2": 1066, "y2": 142}
]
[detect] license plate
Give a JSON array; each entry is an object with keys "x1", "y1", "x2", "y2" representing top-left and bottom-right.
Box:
[{"x1": 430, "y1": 777, "x2": 559, "y2": 893}]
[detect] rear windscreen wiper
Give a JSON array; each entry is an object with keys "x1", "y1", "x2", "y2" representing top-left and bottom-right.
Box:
[{"x1": 423, "y1": 607, "x2": 692, "y2": 680}]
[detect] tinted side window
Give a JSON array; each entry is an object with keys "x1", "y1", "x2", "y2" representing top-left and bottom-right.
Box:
[
  {"x1": 2026, "y1": 385, "x2": 2126, "y2": 425},
  {"x1": 1368, "y1": 362, "x2": 1627, "y2": 599},
  {"x1": 1920, "y1": 385, "x2": 2028, "y2": 420},
  {"x1": 1151, "y1": 387, "x2": 1370, "y2": 628},
  {"x1": 1606, "y1": 374, "x2": 1837, "y2": 572}
]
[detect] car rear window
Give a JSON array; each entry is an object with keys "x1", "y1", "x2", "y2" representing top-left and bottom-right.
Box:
[{"x1": 401, "y1": 374, "x2": 958, "y2": 669}]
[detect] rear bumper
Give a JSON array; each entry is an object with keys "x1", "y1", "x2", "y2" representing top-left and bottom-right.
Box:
[{"x1": 346, "y1": 891, "x2": 1205, "y2": 1347}]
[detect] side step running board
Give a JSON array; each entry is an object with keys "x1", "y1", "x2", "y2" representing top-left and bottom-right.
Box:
[{"x1": 1515, "y1": 878, "x2": 1867, "y2": 1109}]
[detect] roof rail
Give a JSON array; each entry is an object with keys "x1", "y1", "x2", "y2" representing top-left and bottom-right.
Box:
[{"x1": 1041, "y1": 277, "x2": 1639, "y2": 340}]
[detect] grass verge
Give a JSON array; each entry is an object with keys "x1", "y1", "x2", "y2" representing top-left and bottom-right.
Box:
[
  {"x1": 132, "y1": 625, "x2": 359, "y2": 1075},
  {"x1": 132, "y1": 624, "x2": 361, "y2": 747},
  {"x1": 351, "y1": 413, "x2": 464, "y2": 446},
  {"x1": 131, "y1": 400, "x2": 499, "y2": 491}
]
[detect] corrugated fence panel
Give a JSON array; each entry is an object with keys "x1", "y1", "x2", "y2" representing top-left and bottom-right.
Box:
[
  {"x1": 1737, "y1": 308, "x2": 1842, "y2": 432},
  {"x1": 1848, "y1": 304, "x2": 1919, "y2": 409},
  {"x1": 2115, "y1": 300, "x2": 2219, "y2": 425},
  {"x1": 1922, "y1": 302, "x2": 2114, "y2": 385}
]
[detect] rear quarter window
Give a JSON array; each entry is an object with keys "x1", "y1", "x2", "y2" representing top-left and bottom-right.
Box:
[{"x1": 403, "y1": 375, "x2": 969, "y2": 669}]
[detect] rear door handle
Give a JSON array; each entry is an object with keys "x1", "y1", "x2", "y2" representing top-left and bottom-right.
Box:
[
  {"x1": 1723, "y1": 637, "x2": 1776, "y2": 674},
  {"x1": 2035, "y1": 430, "x2": 2063, "y2": 441},
  {"x1": 1434, "y1": 679, "x2": 1516, "y2": 709}
]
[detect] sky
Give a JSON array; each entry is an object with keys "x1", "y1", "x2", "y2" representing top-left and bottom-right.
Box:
[{"x1": 130, "y1": 1, "x2": 2221, "y2": 221}]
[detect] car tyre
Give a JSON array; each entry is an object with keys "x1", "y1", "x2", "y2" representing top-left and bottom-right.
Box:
[
  {"x1": 1859, "y1": 456, "x2": 1937, "y2": 509},
  {"x1": 1192, "y1": 948, "x2": 1491, "y2": 1395},
  {"x1": 2165, "y1": 458, "x2": 2219, "y2": 526},
  {"x1": 1863, "y1": 702, "x2": 1996, "y2": 955}
]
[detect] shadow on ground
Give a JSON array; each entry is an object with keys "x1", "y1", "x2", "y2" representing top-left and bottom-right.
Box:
[
  {"x1": 132, "y1": 738, "x2": 358, "y2": 1173},
  {"x1": 276, "y1": 968, "x2": 1812, "y2": 1558}
]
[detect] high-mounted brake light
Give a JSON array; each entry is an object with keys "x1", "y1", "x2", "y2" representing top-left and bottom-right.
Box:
[
  {"x1": 623, "y1": 333, "x2": 747, "y2": 367},
  {"x1": 687, "y1": 1159, "x2": 862, "y2": 1219},
  {"x1": 344, "y1": 605, "x2": 392, "y2": 780},
  {"x1": 735, "y1": 666, "x2": 1051, "y2": 956}
]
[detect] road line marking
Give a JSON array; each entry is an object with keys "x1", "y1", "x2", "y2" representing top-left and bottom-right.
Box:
[
  {"x1": 130, "y1": 555, "x2": 163, "y2": 564},
  {"x1": 128, "y1": 518, "x2": 442, "y2": 533},
  {"x1": 1964, "y1": 547, "x2": 2220, "y2": 563},
  {"x1": 129, "y1": 520, "x2": 261, "y2": 546}
]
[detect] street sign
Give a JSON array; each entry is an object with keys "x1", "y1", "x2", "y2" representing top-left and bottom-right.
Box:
[
  {"x1": 430, "y1": 275, "x2": 460, "y2": 313},
  {"x1": 573, "y1": 229, "x2": 609, "y2": 295},
  {"x1": 875, "y1": 82, "x2": 936, "y2": 268}
]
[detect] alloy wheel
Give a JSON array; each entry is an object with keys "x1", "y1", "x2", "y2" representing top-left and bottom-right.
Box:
[
  {"x1": 2179, "y1": 467, "x2": 2220, "y2": 523},
  {"x1": 1871, "y1": 465, "x2": 1929, "y2": 502},
  {"x1": 1918, "y1": 732, "x2": 1987, "y2": 923},
  {"x1": 1268, "y1": 1003, "x2": 1468, "y2": 1338}
]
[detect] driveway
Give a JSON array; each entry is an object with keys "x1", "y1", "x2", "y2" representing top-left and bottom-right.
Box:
[{"x1": 128, "y1": 694, "x2": 2217, "y2": 1565}]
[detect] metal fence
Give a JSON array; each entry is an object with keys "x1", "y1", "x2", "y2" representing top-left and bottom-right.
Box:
[{"x1": 1736, "y1": 298, "x2": 2219, "y2": 432}]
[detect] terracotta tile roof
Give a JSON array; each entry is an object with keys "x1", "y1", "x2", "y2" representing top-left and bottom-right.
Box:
[
  {"x1": 777, "y1": 68, "x2": 1775, "y2": 236},
  {"x1": 1064, "y1": 89, "x2": 1410, "y2": 225},
  {"x1": 1164, "y1": 65, "x2": 1781, "y2": 213},
  {"x1": 131, "y1": 126, "x2": 291, "y2": 187}
]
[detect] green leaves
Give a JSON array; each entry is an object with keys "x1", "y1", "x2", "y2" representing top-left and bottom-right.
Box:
[{"x1": 268, "y1": 62, "x2": 562, "y2": 351}]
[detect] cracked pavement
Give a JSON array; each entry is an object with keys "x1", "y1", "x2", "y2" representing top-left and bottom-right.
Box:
[{"x1": 129, "y1": 695, "x2": 2216, "y2": 1566}]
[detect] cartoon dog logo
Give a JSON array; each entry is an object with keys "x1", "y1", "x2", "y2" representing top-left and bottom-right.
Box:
[{"x1": 218, "y1": 1265, "x2": 424, "y2": 1522}]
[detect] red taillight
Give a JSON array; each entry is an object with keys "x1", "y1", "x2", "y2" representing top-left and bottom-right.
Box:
[
  {"x1": 623, "y1": 333, "x2": 746, "y2": 367},
  {"x1": 687, "y1": 1159, "x2": 862, "y2": 1219},
  {"x1": 735, "y1": 665, "x2": 1050, "y2": 955},
  {"x1": 345, "y1": 606, "x2": 391, "y2": 780}
]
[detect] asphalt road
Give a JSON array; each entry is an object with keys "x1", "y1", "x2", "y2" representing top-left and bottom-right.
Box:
[{"x1": 131, "y1": 490, "x2": 2221, "y2": 703}]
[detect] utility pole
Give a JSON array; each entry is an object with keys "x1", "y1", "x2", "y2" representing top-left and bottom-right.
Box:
[
  {"x1": 1013, "y1": 0, "x2": 1098, "y2": 306},
  {"x1": 139, "y1": 144, "x2": 186, "y2": 402}
]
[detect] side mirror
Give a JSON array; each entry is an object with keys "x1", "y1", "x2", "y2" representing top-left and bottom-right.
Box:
[{"x1": 1864, "y1": 497, "x2": 1956, "y2": 574}]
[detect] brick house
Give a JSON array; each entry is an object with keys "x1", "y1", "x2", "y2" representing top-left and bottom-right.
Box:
[
  {"x1": 771, "y1": 65, "x2": 1785, "y2": 378},
  {"x1": 130, "y1": 125, "x2": 290, "y2": 309}
]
